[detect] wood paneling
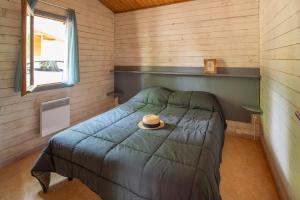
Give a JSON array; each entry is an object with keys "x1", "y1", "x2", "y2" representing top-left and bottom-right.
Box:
[
  {"x1": 115, "y1": 0, "x2": 259, "y2": 68},
  {"x1": 0, "y1": 0, "x2": 114, "y2": 167},
  {"x1": 98, "y1": 0, "x2": 191, "y2": 13},
  {"x1": 260, "y1": 0, "x2": 300, "y2": 199}
]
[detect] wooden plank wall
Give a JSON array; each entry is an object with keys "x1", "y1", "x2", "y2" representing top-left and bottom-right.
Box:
[
  {"x1": 260, "y1": 0, "x2": 300, "y2": 199},
  {"x1": 115, "y1": 0, "x2": 259, "y2": 68},
  {"x1": 0, "y1": 0, "x2": 115, "y2": 167}
]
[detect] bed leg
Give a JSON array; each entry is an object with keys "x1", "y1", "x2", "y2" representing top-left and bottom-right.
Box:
[
  {"x1": 68, "y1": 177, "x2": 73, "y2": 181},
  {"x1": 42, "y1": 186, "x2": 48, "y2": 194}
]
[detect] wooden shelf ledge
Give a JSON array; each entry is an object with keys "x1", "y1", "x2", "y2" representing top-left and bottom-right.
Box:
[{"x1": 113, "y1": 70, "x2": 261, "y2": 79}]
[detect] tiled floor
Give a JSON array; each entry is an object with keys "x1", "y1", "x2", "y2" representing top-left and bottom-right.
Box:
[{"x1": 0, "y1": 135, "x2": 279, "y2": 200}]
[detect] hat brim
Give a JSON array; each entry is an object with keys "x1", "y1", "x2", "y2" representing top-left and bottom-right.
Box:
[{"x1": 138, "y1": 120, "x2": 165, "y2": 130}]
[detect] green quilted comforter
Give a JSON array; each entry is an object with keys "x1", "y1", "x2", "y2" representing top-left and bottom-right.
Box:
[{"x1": 32, "y1": 87, "x2": 226, "y2": 200}]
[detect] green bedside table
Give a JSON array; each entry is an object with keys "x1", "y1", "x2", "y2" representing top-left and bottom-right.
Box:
[{"x1": 241, "y1": 105, "x2": 263, "y2": 140}]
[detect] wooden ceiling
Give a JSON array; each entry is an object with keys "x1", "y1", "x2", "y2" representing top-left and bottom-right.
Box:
[{"x1": 99, "y1": 0, "x2": 192, "y2": 13}]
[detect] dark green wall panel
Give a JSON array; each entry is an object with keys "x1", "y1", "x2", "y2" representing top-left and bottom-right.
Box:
[{"x1": 114, "y1": 67, "x2": 260, "y2": 122}]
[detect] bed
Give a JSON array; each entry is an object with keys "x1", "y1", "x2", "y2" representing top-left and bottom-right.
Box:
[{"x1": 32, "y1": 87, "x2": 226, "y2": 200}]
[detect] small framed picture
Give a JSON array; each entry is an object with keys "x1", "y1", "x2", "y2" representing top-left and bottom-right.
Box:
[{"x1": 204, "y1": 59, "x2": 217, "y2": 74}]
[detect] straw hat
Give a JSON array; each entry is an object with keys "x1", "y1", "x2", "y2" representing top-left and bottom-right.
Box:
[{"x1": 138, "y1": 114, "x2": 165, "y2": 130}]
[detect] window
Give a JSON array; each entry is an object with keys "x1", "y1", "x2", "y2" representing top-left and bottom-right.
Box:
[
  {"x1": 17, "y1": 0, "x2": 79, "y2": 96},
  {"x1": 32, "y1": 15, "x2": 68, "y2": 86},
  {"x1": 26, "y1": 11, "x2": 68, "y2": 90}
]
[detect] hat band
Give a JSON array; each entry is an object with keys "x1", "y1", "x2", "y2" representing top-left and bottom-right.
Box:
[{"x1": 143, "y1": 122, "x2": 160, "y2": 128}]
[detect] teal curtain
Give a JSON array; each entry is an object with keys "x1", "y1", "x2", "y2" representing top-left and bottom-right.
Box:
[
  {"x1": 15, "y1": 0, "x2": 38, "y2": 92},
  {"x1": 15, "y1": 50, "x2": 22, "y2": 92},
  {"x1": 65, "y1": 9, "x2": 80, "y2": 85},
  {"x1": 28, "y1": 0, "x2": 38, "y2": 8}
]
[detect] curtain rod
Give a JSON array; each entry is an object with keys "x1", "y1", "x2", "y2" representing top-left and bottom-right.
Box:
[{"x1": 38, "y1": 0, "x2": 68, "y2": 10}]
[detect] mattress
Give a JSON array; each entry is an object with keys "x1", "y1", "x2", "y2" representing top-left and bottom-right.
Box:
[{"x1": 32, "y1": 87, "x2": 226, "y2": 200}]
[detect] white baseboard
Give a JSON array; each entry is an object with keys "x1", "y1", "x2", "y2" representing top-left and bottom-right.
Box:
[
  {"x1": 260, "y1": 135, "x2": 293, "y2": 200},
  {"x1": 225, "y1": 120, "x2": 261, "y2": 139}
]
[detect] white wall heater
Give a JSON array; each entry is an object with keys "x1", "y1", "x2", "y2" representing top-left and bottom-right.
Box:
[{"x1": 40, "y1": 97, "x2": 70, "y2": 137}]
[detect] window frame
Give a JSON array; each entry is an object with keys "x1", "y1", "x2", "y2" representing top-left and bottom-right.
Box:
[
  {"x1": 21, "y1": 0, "x2": 33, "y2": 96},
  {"x1": 25, "y1": 8, "x2": 71, "y2": 94}
]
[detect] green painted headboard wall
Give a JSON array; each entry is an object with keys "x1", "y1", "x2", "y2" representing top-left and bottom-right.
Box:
[{"x1": 114, "y1": 66, "x2": 260, "y2": 122}]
